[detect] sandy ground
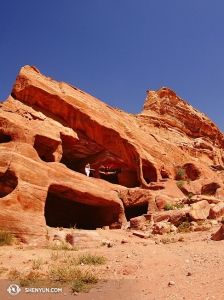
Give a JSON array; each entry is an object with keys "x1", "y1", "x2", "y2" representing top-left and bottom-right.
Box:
[{"x1": 0, "y1": 226, "x2": 224, "y2": 300}]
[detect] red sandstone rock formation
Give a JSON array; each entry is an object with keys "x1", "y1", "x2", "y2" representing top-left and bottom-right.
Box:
[{"x1": 0, "y1": 65, "x2": 224, "y2": 243}]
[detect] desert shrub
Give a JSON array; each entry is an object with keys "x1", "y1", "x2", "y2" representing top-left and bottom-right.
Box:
[
  {"x1": 164, "y1": 203, "x2": 174, "y2": 211},
  {"x1": 8, "y1": 268, "x2": 22, "y2": 280},
  {"x1": 177, "y1": 222, "x2": 191, "y2": 233},
  {"x1": 76, "y1": 253, "x2": 106, "y2": 266},
  {"x1": 47, "y1": 241, "x2": 78, "y2": 251},
  {"x1": 176, "y1": 168, "x2": 186, "y2": 180},
  {"x1": 19, "y1": 270, "x2": 44, "y2": 287},
  {"x1": 161, "y1": 237, "x2": 177, "y2": 244},
  {"x1": 50, "y1": 251, "x2": 60, "y2": 261},
  {"x1": 176, "y1": 180, "x2": 184, "y2": 189},
  {"x1": 48, "y1": 264, "x2": 98, "y2": 289},
  {"x1": 70, "y1": 271, "x2": 98, "y2": 293},
  {"x1": 0, "y1": 230, "x2": 13, "y2": 246},
  {"x1": 174, "y1": 202, "x2": 184, "y2": 209},
  {"x1": 0, "y1": 266, "x2": 8, "y2": 275},
  {"x1": 188, "y1": 193, "x2": 194, "y2": 198},
  {"x1": 32, "y1": 258, "x2": 43, "y2": 270}
]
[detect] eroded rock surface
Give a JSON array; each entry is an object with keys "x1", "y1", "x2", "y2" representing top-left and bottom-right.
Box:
[{"x1": 1, "y1": 65, "x2": 224, "y2": 243}]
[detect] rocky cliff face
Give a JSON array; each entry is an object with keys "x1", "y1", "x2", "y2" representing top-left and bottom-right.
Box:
[{"x1": 0, "y1": 65, "x2": 224, "y2": 243}]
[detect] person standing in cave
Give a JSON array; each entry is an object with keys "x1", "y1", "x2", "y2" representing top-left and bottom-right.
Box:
[{"x1": 85, "y1": 163, "x2": 91, "y2": 176}]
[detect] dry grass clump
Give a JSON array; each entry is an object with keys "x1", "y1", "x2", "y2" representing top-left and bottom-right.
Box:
[
  {"x1": 46, "y1": 241, "x2": 78, "y2": 251},
  {"x1": 0, "y1": 229, "x2": 14, "y2": 246},
  {"x1": 6, "y1": 250, "x2": 106, "y2": 293},
  {"x1": 76, "y1": 253, "x2": 106, "y2": 266}
]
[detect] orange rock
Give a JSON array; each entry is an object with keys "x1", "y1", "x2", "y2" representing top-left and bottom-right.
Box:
[
  {"x1": 0, "y1": 65, "x2": 224, "y2": 243},
  {"x1": 189, "y1": 200, "x2": 211, "y2": 221}
]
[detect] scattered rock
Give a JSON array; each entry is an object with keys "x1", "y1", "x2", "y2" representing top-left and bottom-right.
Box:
[
  {"x1": 211, "y1": 224, "x2": 224, "y2": 241},
  {"x1": 130, "y1": 216, "x2": 146, "y2": 230},
  {"x1": 189, "y1": 200, "x2": 210, "y2": 221},
  {"x1": 209, "y1": 202, "x2": 224, "y2": 219}
]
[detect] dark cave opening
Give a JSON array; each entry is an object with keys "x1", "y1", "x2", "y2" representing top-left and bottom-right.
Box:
[
  {"x1": 0, "y1": 132, "x2": 12, "y2": 144},
  {"x1": 125, "y1": 204, "x2": 148, "y2": 221},
  {"x1": 99, "y1": 171, "x2": 120, "y2": 184},
  {"x1": 142, "y1": 162, "x2": 158, "y2": 183},
  {"x1": 44, "y1": 189, "x2": 121, "y2": 230},
  {"x1": 0, "y1": 170, "x2": 18, "y2": 198},
  {"x1": 34, "y1": 134, "x2": 60, "y2": 162}
]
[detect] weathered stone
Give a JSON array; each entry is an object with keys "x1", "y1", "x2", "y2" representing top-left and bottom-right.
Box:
[
  {"x1": 152, "y1": 222, "x2": 171, "y2": 235},
  {"x1": 211, "y1": 224, "x2": 224, "y2": 241},
  {"x1": 132, "y1": 231, "x2": 149, "y2": 238},
  {"x1": 170, "y1": 210, "x2": 187, "y2": 227},
  {"x1": 152, "y1": 210, "x2": 187, "y2": 226},
  {"x1": 209, "y1": 202, "x2": 224, "y2": 219},
  {"x1": 130, "y1": 216, "x2": 146, "y2": 230},
  {"x1": 155, "y1": 194, "x2": 176, "y2": 210},
  {"x1": 189, "y1": 200, "x2": 211, "y2": 221}
]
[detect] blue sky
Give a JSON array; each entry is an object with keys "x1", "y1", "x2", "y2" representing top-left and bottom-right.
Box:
[{"x1": 1, "y1": 1, "x2": 224, "y2": 132}]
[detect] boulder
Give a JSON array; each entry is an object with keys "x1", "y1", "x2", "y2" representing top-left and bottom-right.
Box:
[
  {"x1": 211, "y1": 224, "x2": 224, "y2": 241},
  {"x1": 152, "y1": 222, "x2": 171, "y2": 235},
  {"x1": 209, "y1": 202, "x2": 224, "y2": 219},
  {"x1": 189, "y1": 200, "x2": 211, "y2": 221},
  {"x1": 155, "y1": 195, "x2": 176, "y2": 210},
  {"x1": 130, "y1": 216, "x2": 146, "y2": 230}
]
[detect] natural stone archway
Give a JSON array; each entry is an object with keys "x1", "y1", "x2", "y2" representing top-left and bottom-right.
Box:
[
  {"x1": 34, "y1": 134, "x2": 61, "y2": 162},
  {"x1": 0, "y1": 169, "x2": 18, "y2": 198},
  {"x1": 44, "y1": 185, "x2": 122, "y2": 229},
  {"x1": 0, "y1": 131, "x2": 12, "y2": 143}
]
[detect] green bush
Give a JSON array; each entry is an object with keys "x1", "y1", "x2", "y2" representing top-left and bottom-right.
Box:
[
  {"x1": 176, "y1": 168, "x2": 186, "y2": 180},
  {"x1": 177, "y1": 222, "x2": 191, "y2": 233},
  {"x1": 176, "y1": 180, "x2": 184, "y2": 189},
  {"x1": 164, "y1": 203, "x2": 174, "y2": 211},
  {"x1": 0, "y1": 230, "x2": 13, "y2": 246}
]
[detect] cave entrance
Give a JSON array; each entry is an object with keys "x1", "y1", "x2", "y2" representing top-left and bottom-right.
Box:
[
  {"x1": 0, "y1": 170, "x2": 18, "y2": 198},
  {"x1": 142, "y1": 161, "x2": 158, "y2": 183},
  {"x1": 0, "y1": 132, "x2": 12, "y2": 143},
  {"x1": 99, "y1": 172, "x2": 119, "y2": 184},
  {"x1": 125, "y1": 204, "x2": 148, "y2": 221},
  {"x1": 45, "y1": 186, "x2": 121, "y2": 229},
  {"x1": 34, "y1": 134, "x2": 60, "y2": 162}
]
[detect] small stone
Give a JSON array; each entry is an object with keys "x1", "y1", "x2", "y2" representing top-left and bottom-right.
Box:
[
  {"x1": 121, "y1": 238, "x2": 128, "y2": 244},
  {"x1": 127, "y1": 254, "x2": 131, "y2": 258},
  {"x1": 168, "y1": 281, "x2": 175, "y2": 286}
]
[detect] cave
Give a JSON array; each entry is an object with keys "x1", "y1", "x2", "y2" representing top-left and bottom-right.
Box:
[
  {"x1": 0, "y1": 170, "x2": 18, "y2": 198},
  {"x1": 99, "y1": 172, "x2": 119, "y2": 184},
  {"x1": 125, "y1": 204, "x2": 148, "y2": 221},
  {"x1": 0, "y1": 131, "x2": 12, "y2": 143},
  {"x1": 142, "y1": 161, "x2": 158, "y2": 183},
  {"x1": 34, "y1": 134, "x2": 60, "y2": 162},
  {"x1": 44, "y1": 185, "x2": 121, "y2": 229}
]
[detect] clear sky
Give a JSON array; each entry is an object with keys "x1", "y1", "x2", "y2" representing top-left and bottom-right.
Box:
[{"x1": 1, "y1": 1, "x2": 224, "y2": 132}]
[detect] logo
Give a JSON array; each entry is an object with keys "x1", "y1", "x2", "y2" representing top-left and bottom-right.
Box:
[{"x1": 7, "y1": 284, "x2": 21, "y2": 296}]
